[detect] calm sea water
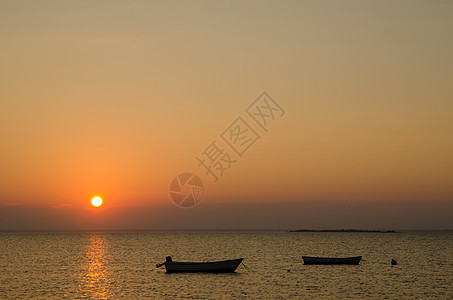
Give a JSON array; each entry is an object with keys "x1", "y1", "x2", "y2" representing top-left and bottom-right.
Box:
[{"x1": 1, "y1": 232, "x2": 452, "y2": 299}]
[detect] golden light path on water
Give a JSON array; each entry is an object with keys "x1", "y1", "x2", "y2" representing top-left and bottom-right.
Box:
[{"x1": 78, "y1": 233, "x2": 111, "y2": 298}]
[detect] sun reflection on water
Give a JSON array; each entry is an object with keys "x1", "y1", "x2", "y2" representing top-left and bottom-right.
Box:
[{"x1": 78, "y1": 233, "x2": 112, "y2": 299}]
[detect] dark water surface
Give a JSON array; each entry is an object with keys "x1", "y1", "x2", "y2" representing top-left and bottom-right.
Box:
[{"x1": 1, "y1": 232, "x2": 452, "y2": 299}]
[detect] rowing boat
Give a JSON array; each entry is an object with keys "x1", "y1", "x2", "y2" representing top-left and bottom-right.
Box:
[
  {"x1": 157, "y1": 258, "x2": 243, "y2": 273},
  {"x1": 302, "y1": 256, "x2": 362, "y2": 265}
]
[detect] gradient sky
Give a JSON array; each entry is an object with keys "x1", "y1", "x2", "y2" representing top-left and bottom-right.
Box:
[{"x1": 1, "y1": 1, "x2": 452, "y2": 230}]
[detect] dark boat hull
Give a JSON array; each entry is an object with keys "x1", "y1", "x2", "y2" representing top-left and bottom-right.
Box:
[
  {"x1": 164, "y1": 258, "x2": 243, "y2": 273},
  {"x1": 302, "y1": 256, "x2": 362, "y2": 265}
]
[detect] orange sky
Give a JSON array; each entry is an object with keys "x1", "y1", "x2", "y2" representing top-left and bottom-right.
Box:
[{"x1": 0, "y1": 1, "x2": 452, "y2": 229}]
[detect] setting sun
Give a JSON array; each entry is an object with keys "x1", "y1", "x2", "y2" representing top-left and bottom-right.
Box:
[{"x1": 91, "y1": 197, "x2": 103, "y2": 207}]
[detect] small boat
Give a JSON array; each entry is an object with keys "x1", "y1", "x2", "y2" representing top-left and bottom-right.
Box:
[
  {"x1": 302, "y1": 256, "x2": 362, "y2": 265},
  {"x1": 157, "y1": 257, "x2": 244, "y2": 273}
]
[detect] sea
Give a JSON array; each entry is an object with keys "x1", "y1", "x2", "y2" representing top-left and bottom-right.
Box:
[{"x1": 1, "y1": 231, "x2": 452, "y2": 299}]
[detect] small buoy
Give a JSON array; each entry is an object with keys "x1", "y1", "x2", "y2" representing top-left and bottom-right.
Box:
[{"x1": 391, "y1": 259, "x2": 397, "y2": 265}]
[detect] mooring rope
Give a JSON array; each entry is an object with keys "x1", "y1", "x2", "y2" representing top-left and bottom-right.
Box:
[{"x1": 241, "y1": 262, "x2": 251, "y2": 271}]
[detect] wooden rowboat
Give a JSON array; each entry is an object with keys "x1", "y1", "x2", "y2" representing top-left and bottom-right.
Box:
[
  {"x1": 158, "y1": 258, "x2": 244, "y2": 273},
  {"x1": 302, "y1": 256, "x2": 362, "y2": 265}
]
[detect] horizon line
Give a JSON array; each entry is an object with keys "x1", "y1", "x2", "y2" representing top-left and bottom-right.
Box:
[{"x1": 1, "y1": 228, "x2": 452, "y2": 233}]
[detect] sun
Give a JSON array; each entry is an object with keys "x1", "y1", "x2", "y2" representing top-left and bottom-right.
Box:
[{"x1": 91, "y1": 196, "x2": 103, "y2": 207}]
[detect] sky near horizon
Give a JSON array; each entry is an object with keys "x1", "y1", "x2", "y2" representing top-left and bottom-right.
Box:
[{"x1": 1, "y1": 1, "x2": 452, "y2": 230}]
